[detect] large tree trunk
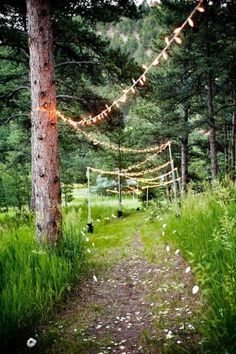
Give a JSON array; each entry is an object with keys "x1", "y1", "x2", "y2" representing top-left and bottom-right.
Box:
[
  {"x1": 207, "y1": 73, "x2": 218, "y2": 179},
  {"x1": 27, "y1": 0, "x2": 62, "y2": 243}
]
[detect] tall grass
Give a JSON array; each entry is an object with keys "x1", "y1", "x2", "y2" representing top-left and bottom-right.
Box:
[
  {"x1": 163, "y1": 184, "x2": 236, "y2": 353},
  {"x1": 0, "y1": 196, "x2": 137, "y2": 350},
  {"x1": 0, "y1": 216, "x2": 85, "y2": 350}
]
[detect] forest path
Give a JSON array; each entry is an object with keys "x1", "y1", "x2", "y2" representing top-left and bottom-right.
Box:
[{"x1": 36, "y1": 212, "x2": 203, "y2": 354}]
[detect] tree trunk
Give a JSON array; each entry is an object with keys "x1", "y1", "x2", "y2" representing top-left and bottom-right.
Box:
[
  {"x1": 207, "y1": 73, "x2": 218, "y2": 179},
  {"x1": 27, "y1": 0, "x2": 62, "y2": 244},
  {"x1": 231, "y1": 87, "x2": 236, "y2": 182},
  {"x1": 181, "y1": 103, "x2": 189, "y2": 192}
]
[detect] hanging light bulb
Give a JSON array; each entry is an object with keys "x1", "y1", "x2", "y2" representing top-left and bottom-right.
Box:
[
  {"x1": 163, "y1": 51, "x2": 168, "y2": 60},
  {"x1": 165, "y1": 36, "x2": 170, "y2": 45},
  {"x1": 174, "y1": 27, "x2": 182, "y2": 34},
  {"x1": 188, "y1": 18, "x2": 194, "y2": 27},
  {"x1": 153, "y1": 58, "x2": 159, "y2": 66},
  {"x1": 197, "y1": 6, "x2": 205, "y2": 12},
  {"x1": 175, "y1": 36, "x2": 182, "y2": 44}
]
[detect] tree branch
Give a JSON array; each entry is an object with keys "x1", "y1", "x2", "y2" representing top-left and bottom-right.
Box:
[
  {"x1": 0, "y1": 86, "x2": 30, "y2": 100},
  {"x1": 0, "y1": 113, "x2": 30, "y2": 125},
  {"x1": 55, "y1": 61, "x2": 94, "y2": 68}
]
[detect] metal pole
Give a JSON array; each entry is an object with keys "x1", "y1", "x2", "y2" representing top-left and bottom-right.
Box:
[
  {"x1": 118, "y1": 171, "x2": 122, "y2": 217},
  {"x1": 86, "y1": 167, "x2": 94, "y2": 233},
  {"x1": 168, "y1": 143, "x2": 178, "y2": 213}
]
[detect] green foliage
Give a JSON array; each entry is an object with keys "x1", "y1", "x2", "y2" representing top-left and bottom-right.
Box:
[
  {"x1": 0, "y1": 209, "x2": 85, "y2": 351},
  {"x1": 163, "y1": 184, "x2": 236, "y2": 353}
]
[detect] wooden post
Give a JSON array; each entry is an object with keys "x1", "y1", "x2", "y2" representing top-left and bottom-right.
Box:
[
  {"x1": 86, "y1": 167, "x2": 93, "y2": 233},
  {"x1": 168, "y1": 143, "x2": 178, "y2": 213},
  {"x1": 118, "y1": 171, "x2": 122, "y2": 217}
]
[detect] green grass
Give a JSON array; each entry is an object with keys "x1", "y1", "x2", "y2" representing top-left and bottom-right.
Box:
[
  {"x1": 0, "y1": 195, "x2": 139, "y2": 351},
  {"x1": 156, "y1": 184, "x2": 236, "y2": 353}
]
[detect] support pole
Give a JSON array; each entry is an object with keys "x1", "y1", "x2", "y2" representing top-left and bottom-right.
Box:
[
  {"x1": 168, "y1": 143, "x2": 178, "y2": 213},
  {"x1": 86, "y1": 167, "x2": 94, "y2": 233},
  {"x1": 118, "y1": 171, "x2": 122, "y2": 217}
]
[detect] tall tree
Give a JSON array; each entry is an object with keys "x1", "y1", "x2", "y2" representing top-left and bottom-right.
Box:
[{"x1": 27, "y1": 0, "x2": 61, "y2": 243}]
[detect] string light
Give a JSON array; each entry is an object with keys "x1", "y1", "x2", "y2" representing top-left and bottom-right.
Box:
[
  {"x1": 56, "y1": 0, "x2": 204, "y2": 128},
  {"x1": 137, "y1": 168, "x2": 177, "y2": 183},
  {"x1": 89, "y1": 161, "x2": 171, "y2": 177},
  {"x1": 73, "y1": 125, "x2": 170, "y2": 154},
  {"x1": 141, "y1": 177, "x2": 181, "y2": 189}
]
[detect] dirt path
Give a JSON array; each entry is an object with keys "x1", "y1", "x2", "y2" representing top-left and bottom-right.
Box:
[{"x1": 36, "y1": 216, "x2": 203, "y2": 354}]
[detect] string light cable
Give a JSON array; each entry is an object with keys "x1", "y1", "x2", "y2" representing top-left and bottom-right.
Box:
[
  {"x1": 74, "y1": 125, "x2": 170, "y2": 154},
  {"x1": 56, "y1": 1, "x2": 204, "y2": 128},
  {"x1": 141, "y1": 177, "x2": 181, "y2": 189},
  {"x1": 137, "y1": 168, "x2": 177, "y2": 183},
  {"x1": 89, "y1": 160, "x2": 171, "y2": 177}
]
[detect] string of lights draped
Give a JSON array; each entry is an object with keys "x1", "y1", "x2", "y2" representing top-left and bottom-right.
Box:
[
  {"x1": 137, "y1": 168, "x2": 177, "y2": 183},
  {"x1": 141, "y1": 177, "x2": 181, "y2": 189},
  {"x1": 56, "y1": 1, "x2": 204, "y2": 128},
  {"x1": 76, "y1": 125, "x2": 170, "y2": 154},
  {"x1": 89, "y1": 160, "x2": 171, "y2": 177}
]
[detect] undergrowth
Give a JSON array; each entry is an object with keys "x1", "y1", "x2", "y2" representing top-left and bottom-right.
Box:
[{"x1": 151, "y1": 183, "x2": 236, "y2": 353}]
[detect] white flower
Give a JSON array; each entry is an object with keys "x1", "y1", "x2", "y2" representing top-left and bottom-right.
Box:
[
  {"x1": 175, "y1": 249, "x2": 180, "y2": 255},
  {"x1": 27, "y1": 338, "x2": 37, "y2": 348},
  {"x1": 96, "y1": 324, "x2": 102, "y2": 329},
  {"x1": 185, "y1": 266, "x2": 191, "y2": 274},
  {"x1": 162, "y1": 231, "x2": 165, "y2": 236},
  {"x1": 166, "y1": 330, "x2": 173, "y2": 339},
  {"x1": 96, "y1": 218, "x2": 101, "y2": 222},
  {"x1": 177, "y1": 340, "x2": 182, "y2": 344},
  {"x1": 173, "y1": 230, "x2": 176, "y2": 234},
  {"x1": 166, "y1": 245, "x2": 170, "y2": 252},
  {"x1": 163, "y1": 223, "x2": 167, "y2": 228},
  {"x1": 93, "y1": 275, "x2": 98, "y2": 282},
  {"x1": 85, "y1": 237, "x2": 89, "y2": 242},
  {"x1": 87, "y1": 248, "x2": 91, "y2": 253},
  {"x1": 192, "y1": 285, "x2": 199, "y2": 295}
]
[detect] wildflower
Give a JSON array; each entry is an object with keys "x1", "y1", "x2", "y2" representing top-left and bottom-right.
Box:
[
  {"x1": 175, "y1": 249, "x2": 180, "y2": 255},
  {"x1": 85, "y1": 237, "x2": 89, "y2": 242},
  {"x1": 163, "y1": 223, "x2": 167, "y2": 228},
  {"x1": 185, "y1": 266, "x2": 191, "y2": 274},
  {"x1": 166, "y1": 245, "x2": 170, "y2": 252},
  {"x1": 177, "y1": 340, "x2": 182, "y2": 344},
  {"x1": 96, "y1": 324, "x2": 102, "y2": 329},
  {"x1": 162, "y1": 231, "x2": 165, "y2": 236},
  {"x1": 27, "y1": 338, "x2": 37, "y2": 348},
  {"x1": 165, "y1": 330, "x2": 173, "y2": 339},
  {"x1": 87, "y1": 249, "x2": 91, "y2": 253},
  {"x1": 93, "y1": 275, "x2": 98, "y2": 282},
  {"x1": 96, "y1": 219, "x2": 101, "y2": 223},
  {"x1": 192, "y1": 285, "x2": 199, "y2": 295},
  {"x1": 173, "y1": 230, "x2": 177, "y2": 234}
]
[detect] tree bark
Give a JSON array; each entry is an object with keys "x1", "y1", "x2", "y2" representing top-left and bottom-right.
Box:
[
  {"x1": 231, "y1": 86, "x2": 236, "y2": 182},
  {"x1": 181, "y1": 103, "x2": 189, "y2": 192},
  {"x1": 207, "y1": 73, "x2": 218, "y2": 179},
  {"x1": 27, "y1": 0, "x2": 62, "y2": 244}
]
